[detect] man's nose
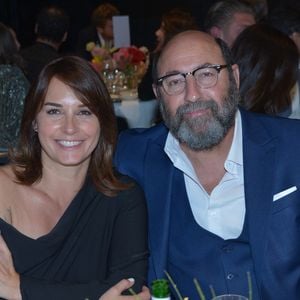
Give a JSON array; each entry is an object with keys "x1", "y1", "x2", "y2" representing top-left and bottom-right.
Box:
[{"x1": 184, "y1": 75, "x2": 202, "y2": 102}]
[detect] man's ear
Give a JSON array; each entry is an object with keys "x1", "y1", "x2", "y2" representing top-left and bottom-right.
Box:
[
  {"x1": 231, "y1": 63, "x2": 240, "y2": 89},
  {"x1": 152, "y1": 83, "x2": 159, "y2": 99},
  {"x1": 209, "y1": 26, "x2": 222, "y2": 39}
]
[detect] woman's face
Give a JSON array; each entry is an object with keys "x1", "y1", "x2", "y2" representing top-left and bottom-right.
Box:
[
  {"x1": 155, "y1": 22, "x2": 165, "y2": 51},
  {"x1": 35, "y1": 77, "x2": 100, "y2": 170}
]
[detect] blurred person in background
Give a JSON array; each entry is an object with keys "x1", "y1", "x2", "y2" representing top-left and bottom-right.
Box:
[
  {"x1": 267, "y1": 8, "x2": 300, "y2": 118},
  {"x1": 138, "y1": 8, "x2": 198, "y2": 102},
  {"x1": 243, "y1": 0, "x2": 268, "y2": 21},
  {"x1": 76, "y1": 3, "x2": 119, "y2": 61},
  {"x1": 20, "y1": 5, "x2": 69, "y2": 84},
  {"x1": 231, "y1": 23, "x2": 299, "y2": 117},
  {"x1": 204, "y1": 0, "x2": 256, "y2": 48},
  {"x1": 0, "y1": 22, "x2": 29, "y2": 152}
]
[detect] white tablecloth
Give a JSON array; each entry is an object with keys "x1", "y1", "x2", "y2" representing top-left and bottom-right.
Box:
[{"x1": 113, "y1": 99, "x2": 158, "y2": 128}]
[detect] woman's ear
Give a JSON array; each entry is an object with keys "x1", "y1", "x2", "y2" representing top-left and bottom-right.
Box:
[{"x1": 32, "y1": 121, "x2": 38, "y2": 132}]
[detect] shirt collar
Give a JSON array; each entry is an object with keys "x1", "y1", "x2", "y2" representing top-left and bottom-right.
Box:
[
  {"x1": 97, "y1": 32, "x2": 113, "y2": 49},
  {"x1": 225, "y1": 110, "x2": 243, "y2": 174},
  {"x1": 164, "y1": 109, "x2": 243, "y2": 175}
]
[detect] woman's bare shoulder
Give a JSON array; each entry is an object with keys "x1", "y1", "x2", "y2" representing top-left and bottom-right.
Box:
[
  {"x1": 0, "y1": 164, "x2": 16, "y2": 180},
  {"x1": 0, "y1": 165, "x2": 20, "y2": 198},
  {"x1": 0, "y1": 165, "x2": 20, "y2": 222}
]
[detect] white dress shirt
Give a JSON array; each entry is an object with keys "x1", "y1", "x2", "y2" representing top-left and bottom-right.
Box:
[
  {"x1": 164, "y1": 110, "x2": 245, "y2": 240},
  {"x1": 97, "y1": 32, "x2": 113, "y2": 49},
  {"x1": 288, "y1": 61, "x2": 300, "y2": 119}
]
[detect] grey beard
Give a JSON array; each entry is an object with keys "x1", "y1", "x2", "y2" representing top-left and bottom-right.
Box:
[{"x1": 160, "y1": 80, "x2": 240, "y2": 151}]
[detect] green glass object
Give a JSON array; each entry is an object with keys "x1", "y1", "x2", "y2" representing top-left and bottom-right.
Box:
[{"x1": 151, "y1": 279, "x2": 171, "y2": 299}]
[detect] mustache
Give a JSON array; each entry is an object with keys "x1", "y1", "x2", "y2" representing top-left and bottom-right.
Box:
[{"x1": 176, "y1": 99, "x2": 218, "y2": 115}]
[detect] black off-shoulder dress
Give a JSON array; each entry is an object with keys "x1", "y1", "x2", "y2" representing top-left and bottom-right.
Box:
[{"x1": 0, "y1": 176, "x2": 148, "y2": 300}]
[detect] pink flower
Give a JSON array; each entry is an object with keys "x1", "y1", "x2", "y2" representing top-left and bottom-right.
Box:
[{"x1": 112, "y1": 46, "x2": 146, "y2": 72}]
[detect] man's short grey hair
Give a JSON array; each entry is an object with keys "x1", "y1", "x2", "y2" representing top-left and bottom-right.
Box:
[{"x1": 204, "y1": 0, "x2": 255, "y2": 31}]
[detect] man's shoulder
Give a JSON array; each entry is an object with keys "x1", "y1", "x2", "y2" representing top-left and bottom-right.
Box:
[
  {"x1": 118, "y1": 123, "x2": 168, "y2": 145},
  {"x1": 241, "y1": 109, "x2": 300, "y2": 140},
  {"x1": 20, "y1": 43, "x2": 58, "y2": 59},
  {"x1": 242, "y1": 109, "x2": 300, "y2": 126},
  {"x1": 115, "y1": 123, "x2": 168, "y2": 165}
]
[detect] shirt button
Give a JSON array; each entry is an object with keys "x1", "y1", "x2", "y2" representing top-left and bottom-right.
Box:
[{"x1": 227, "y1": 273, "x2": 235, "y2": 280}]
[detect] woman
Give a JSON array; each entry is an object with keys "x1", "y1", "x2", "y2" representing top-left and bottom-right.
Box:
[
  {"x1": 0, "y1": 23, "x2": 29, "y2": 151},
  {"x1": 153, "y1": 8, "x2": 198, "y2": 53},
  {"x1": 231, "y1": 23, "x2": 298, "y2": 115},
  {"x1": 0, "y1": 56, "x2": 149, "y2": 299},
  {"x1": 138, "y1": 8, "x2": 198, "y2": 102}
]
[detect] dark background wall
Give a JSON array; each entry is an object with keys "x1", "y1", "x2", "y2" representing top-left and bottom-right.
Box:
[{"x1": 0, "y1": 0, "x2": 298, "y2": 53}]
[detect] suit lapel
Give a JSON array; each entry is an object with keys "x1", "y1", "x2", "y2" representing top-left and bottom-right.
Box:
[
  {"x1": 241, "y1": 110, "x2": 278, "y2": 285},
  {"x1": 144, "y1": 134, "x2": 174, "y2": 280}
]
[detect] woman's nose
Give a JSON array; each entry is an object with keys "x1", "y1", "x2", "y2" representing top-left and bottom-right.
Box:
[{"x1": 62, "y1": 115, "x2": 78, "y2": 134}]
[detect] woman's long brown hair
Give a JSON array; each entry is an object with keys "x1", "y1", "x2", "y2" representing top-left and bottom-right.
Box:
[{"x1": 10, "y1": 55, "x2": 128, "y2": 196}]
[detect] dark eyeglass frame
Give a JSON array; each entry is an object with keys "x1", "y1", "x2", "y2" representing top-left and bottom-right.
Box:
[{"x1": 156, "y1": 64, "x2": 228, "y2": 94}]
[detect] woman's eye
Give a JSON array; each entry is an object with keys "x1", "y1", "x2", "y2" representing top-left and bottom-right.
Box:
[
  {"x1": 46, "y1": 108, "x2": 61, "y2": 115},
  {"x1": 78, "y1": 110, "x2": 92, "y2": 116}
]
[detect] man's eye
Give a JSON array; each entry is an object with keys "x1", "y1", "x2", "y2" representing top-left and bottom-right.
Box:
[
  {"x1": 198, "y1": 70, "x2": 215, "y2": 78},
  {"x1": 166, "y1": 76, "x2": 185, "y2": 87}
]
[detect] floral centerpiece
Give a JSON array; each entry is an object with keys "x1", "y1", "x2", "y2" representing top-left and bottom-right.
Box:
[
  {"x1": 86, "y1": 42, "x2": 115, "y2": 73},
  {"x1": 86, "y1": 42, "x2": 149, "y2": 92},
  {"x1": 112, "y1": 46, "x2": 148, "y2": 77}
]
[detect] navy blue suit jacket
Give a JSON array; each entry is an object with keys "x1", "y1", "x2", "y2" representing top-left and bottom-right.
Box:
[{"x1": 114, "y1": 109, "x2": 300, "y2": 299}]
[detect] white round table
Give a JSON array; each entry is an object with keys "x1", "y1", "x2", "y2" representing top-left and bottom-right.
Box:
[{"x1": 113, "y1": 99, "x2": 158, "y2": 128}]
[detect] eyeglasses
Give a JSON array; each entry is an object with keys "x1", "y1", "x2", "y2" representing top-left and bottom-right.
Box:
[{"x1": 156, "y1": 64, "x2": 228, "y2": 96}]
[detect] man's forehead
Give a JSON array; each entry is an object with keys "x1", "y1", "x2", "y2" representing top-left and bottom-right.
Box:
[
  {"x1": 166, "y1": 31, "x2": 216, "y2": 48},
  {"x1": 159, "y1": 32, "x2": 223, "y2": 68}
]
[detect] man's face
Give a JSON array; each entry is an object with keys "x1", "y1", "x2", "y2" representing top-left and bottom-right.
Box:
[
  {"x1": 155, "y1": 22, "x2": 165, "y2": 51},
  {"x1": 221, "y1": 12, "x2": 255, "y2": 47},
  {"x1": 100, "y1": 19, "x2": 114, "y2": 40},
  {"x1": 154, "y1": 31, "x2": 240, "y2": 151}
]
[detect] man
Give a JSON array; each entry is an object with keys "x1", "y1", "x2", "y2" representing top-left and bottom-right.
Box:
[
  {"x1": 76, "y1": 3, "x2": 119, "y2": 60},
  {"x1": 20, "y1": 5, "x2": 69, "y2": 84},
  {"x1": 115, "y1": 30, "x2": 300, "y2": 299},
  {"x1": 204, "y1": 0, "x2": 256, "y2": 47}
]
